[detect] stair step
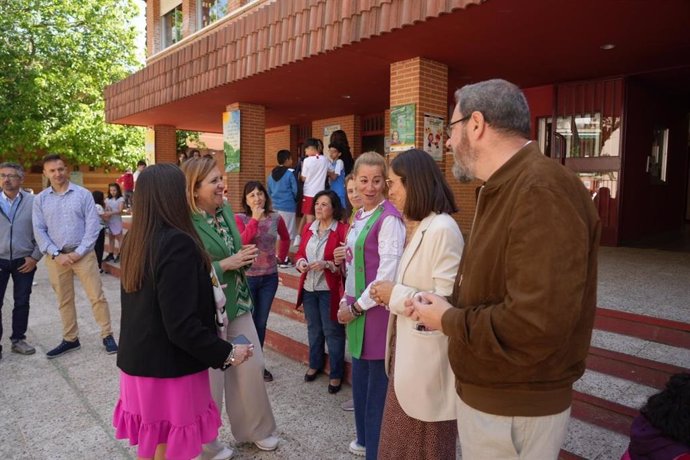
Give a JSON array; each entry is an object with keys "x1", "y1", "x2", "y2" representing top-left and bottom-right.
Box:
[{"x1": 595, "y1": 307, "x2": 690, "y2": 348}]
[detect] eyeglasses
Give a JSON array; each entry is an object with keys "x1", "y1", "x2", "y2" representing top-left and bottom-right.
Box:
[
  {"x1": 445, "y1": 114, "x2": 471, "y2": 137},
  {"x1": 0, "y1": 173, "x2": 21, "y2": 180}
]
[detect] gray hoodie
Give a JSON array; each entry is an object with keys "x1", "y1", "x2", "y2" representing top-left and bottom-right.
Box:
[{"x1": 0, "y1": 190, "x2": 43, "y2": 261}]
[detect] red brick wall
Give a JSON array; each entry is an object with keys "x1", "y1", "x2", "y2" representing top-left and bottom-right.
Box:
[
  {"x1": 312, "y1": 115, "x2": 361, "y2": 158},
  {"x1": 154, "y1": 125, "x2": 178, "y2": 164},
  {"x1": 224, "y1": 103, "x2": 265, "y2": 210},
  {"x1": 265, "y1": 125, "x2": 292, "y2": 179}
]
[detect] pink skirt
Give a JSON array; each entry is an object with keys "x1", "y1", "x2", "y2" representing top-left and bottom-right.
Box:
[{"x1": 113, "y1": 370, "x2": 221, "y2": 460}]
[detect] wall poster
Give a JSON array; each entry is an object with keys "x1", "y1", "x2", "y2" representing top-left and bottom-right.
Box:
[
  {"x1": 223, "y1": 110, "x2": 241, "y2": 173},
  {"x1": 323, "y1": 124, "x2": 341, "y2": 150},
  {"x1": 389, "y1": 103, "x2": 416, "y2": 152},
  {"x1": 423, "y1": 114, "x2": 444, "y2": 161}
]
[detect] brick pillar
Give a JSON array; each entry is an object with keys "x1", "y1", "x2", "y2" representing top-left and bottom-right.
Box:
[
  {"x1": 389, "y1": 58, "x2": 474, "y2": 236},
  {"x1": 390, "y1": 57, "x2": 448, "y2": 153},
  {"x1": 153, "y1": 125, "x2": 178, "y2": 164},
  {"x1": 146, "y1": 0, "x2": 160, "y2": 56},
  {"x1": 224, "y1": 103, "x2": 265, "y2": 211},
  {"x1": 182, "y1": 0, "x2": 198, "y2": 38}
]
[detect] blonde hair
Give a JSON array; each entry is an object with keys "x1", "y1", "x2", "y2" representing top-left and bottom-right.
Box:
[
  {"x1": 353, "y1": 151, "x2": 387, "y2": 178},
  {"x1": 180, "y1": 156, "x2": 220, "y2": 214}
]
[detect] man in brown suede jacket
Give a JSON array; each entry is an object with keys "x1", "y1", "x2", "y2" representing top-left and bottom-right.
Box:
[{"x1": 409, "y1": 79, "x2": 601, "y2": 459}]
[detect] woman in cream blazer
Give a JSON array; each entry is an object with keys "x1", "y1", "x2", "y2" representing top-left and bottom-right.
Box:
[{"x1": 371, "y1": 149, "x2": 464, "y2": 459}]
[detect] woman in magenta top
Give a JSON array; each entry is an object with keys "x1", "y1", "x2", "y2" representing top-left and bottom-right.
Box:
[{"x1": 235, "y1": 180, "x2": 290, "y2": 382}]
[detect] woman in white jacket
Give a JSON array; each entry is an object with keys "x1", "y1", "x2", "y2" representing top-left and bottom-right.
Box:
[{"x1": 371, "y1": 149, "x2": 464, "y2": 459}]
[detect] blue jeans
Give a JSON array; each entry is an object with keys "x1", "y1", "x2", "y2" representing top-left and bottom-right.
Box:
[
  {"x1": 0, "y1": 258, "x2": 36, "y2": 349},
  {"x1": 302, "y1": 290, "x2": 345, "y2": 379},
  {"x1": 352, "y1": 357, "x2": 388, "y2": 459},
  {"x1": 247, "y1": 273, "x2": 279, "y2": 349}
]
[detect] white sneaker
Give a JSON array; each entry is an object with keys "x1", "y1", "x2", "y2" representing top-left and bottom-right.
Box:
[
  {"x1": 203, "y1": 439, "x2": 234, "y2": 460},
  {"x1": 254, "y1": 435, "x2": 279, "y2": 451},
  {"x1": 349, "y1": 440, "x2": 366, "y2": 456},
  {"x1": 210, "y1": 446, "x2": 234, "y2": 460}
]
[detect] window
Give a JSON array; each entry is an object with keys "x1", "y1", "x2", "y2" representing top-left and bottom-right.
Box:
[
  {"x1": 648, "y1": 128, "x2": 669, "y2": 183},
  {"x1": 538, "y1": 114, "x2": 621, "y2": 158},
  {"x1": 200, "y1": 0, "x2": 228, "y2": 28},
  {"x1": 163, "y1": 5, "x2": 183, "y2": 49}
]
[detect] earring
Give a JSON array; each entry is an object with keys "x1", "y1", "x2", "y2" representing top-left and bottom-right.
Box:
[{"x1": 194, "y1": 193, "x2": 198, "y2": 198}]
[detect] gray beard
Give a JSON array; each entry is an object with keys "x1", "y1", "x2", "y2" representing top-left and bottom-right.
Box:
[{"x1": 452, "y1": 162, "x2": 475, "y2": 183}]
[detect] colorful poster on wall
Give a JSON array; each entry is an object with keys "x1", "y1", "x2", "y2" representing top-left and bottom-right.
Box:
[
  {"x1": 223, "y1": 110, "x2": 241, "y2": 173},
  {"x1": 423, "y1": 114, "x2": 445, "y2": 161},
  {"x1": 144, "y1": 128, "x2": 156, "y2": 165},
  {"x1": 323, "y1": 124, "x2": 341, "y2": 150},
  {"x1": 389, "y1": 103, "x2": 415, "y2": 152}
]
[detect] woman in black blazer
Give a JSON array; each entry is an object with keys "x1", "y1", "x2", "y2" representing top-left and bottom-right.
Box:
[{"x1": 112, "y1": 164, "x2": 253, "y2": 460}]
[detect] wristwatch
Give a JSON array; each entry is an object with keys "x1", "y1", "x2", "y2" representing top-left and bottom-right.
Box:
[{"x1": 51, "y1": 250, "x2": 60, "y2": 259}]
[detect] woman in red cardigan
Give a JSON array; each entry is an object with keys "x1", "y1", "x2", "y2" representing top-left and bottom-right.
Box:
[{"x1": 294, "y1": 190, "x2": 349, "y2": 394}]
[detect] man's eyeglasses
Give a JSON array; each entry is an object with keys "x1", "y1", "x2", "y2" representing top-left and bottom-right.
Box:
[
  {"x1": 0, "y1": 173, "x2": 21, "y2": 180},
  {"x1": 445, "y1": 114, "x2": 471, "y2": 137}
]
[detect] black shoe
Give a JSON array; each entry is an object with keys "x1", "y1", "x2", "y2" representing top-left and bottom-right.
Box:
[
  {"x1": 103, "y1": 335, "x2": 118, "y2": 354},
  {"x1": 263, "y1": 369, "x2": 274, "y2": 382},
  {"x1": 46, "y1": 339, "x2": 81, "y2": 359},
  {"x1": 104, "y1": 254, "x2": 114, "y2": 262},
  {"x1": 328, "y1": 382, "x2": 342, "y2": 394},
  {"x1": 113, "y1": 255, "x2": 120, "y2": 263},
  {"x1": 304, "y1": 369, "x2": 319, "y2": 382}
]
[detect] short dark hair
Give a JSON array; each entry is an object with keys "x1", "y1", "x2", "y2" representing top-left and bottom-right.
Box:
[
  {"x1": 107, "y1": 182, "x2": 123, "y2": 199},
  {"x1": 312, "y1": 190, "x2": 344, "y2": 221},
  {"x1": 454, "y1": 79, "x2": 531, "y2": 138},
  {"x1": 328, "y1": 142, "x2": 345, "y2": 153},
  {"x1": 640, "y1": 373, "x2": 690, "y2": 446},
  {"x1": 42, "y1": 154, "x2": 63, "y2": 166},
  {"x1": 390, "y1": 149, "x2": 458, "y2": 221},
  {"x1": 304, "y1": 138, "x2": 322, "y2": 151},
  {"x1": 137, "y1": 160, "x2": 147, "y2": 167},
  {"x1": 92, "y1": 190, "x2": 105, "y2": 206},
  {"x1": 276, "y1": 150, "x2": 291, "y2": 165},
  {"x1": 241, "y1": 181, "x2": 272, "y2": 215}
]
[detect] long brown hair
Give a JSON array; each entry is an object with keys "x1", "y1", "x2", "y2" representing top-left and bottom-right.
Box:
[{"x1": 121, "y1": 164, "x2": 211, "y2": 293}]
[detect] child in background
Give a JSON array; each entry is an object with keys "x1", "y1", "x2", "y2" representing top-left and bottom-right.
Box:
[
  {"x1": 104, "y1": 183, "x2": 125, "y2": 263},
  {"x1": 268, "y1": 150, "x2": 298, "y2": 260},
  {"x1": 327, "y1": 142, "x2": 347, "y2": 209},
  {"x1": 298, "y1": 138, "x2": 330, "y2": 229},
  {"x1": 622, "y1": 372, "x2": 690, "y2": 460},
  {"x1": 92, "y1": 191, "x2": 107, "y2": 273}
]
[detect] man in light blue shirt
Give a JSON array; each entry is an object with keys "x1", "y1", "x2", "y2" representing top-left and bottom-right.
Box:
[
  {"x1": 32, "y1": 154, "x2": 118, "y2": 358},
  {"x1": 0, "y1": 162, "x2": 42, "y2": 359}
]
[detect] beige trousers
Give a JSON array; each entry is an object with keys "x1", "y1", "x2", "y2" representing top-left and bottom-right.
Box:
[
  {"x1": 456, "y1": 395, "x2": 571, "y2": 460},
  {"x1": 209, "y1": 312, "x2": 277, "y2": 442},
  {"x1": 45, "y1": 251, "x2": 112, "y2": 341}
]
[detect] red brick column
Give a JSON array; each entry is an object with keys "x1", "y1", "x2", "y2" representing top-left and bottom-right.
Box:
[
  {"x1": 153, "y1": 125, "x2": 178, "y2": 164},
  {"x1": 182, "y1": 0, "x2": 199, "y2": 38},
  {"x1": 224, "y1": 103, "x2": 266, "y2": 210},
  {"x1": 390, "y1": 57, "x2": 448, "y2": 152},
  {"x1": 146, "y1": 0, "x2": 160, "y2": 57}
]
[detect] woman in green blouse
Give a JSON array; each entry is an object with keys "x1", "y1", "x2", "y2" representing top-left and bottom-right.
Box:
[{"x1": 182, "y1": 157, "x2": 280, "y2": 456}]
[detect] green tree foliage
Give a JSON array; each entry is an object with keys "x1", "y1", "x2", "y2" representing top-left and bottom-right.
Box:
[
  {"x1": 0, "y1": 0, "x2": 145, "y2": 169},
  {"x1": 177, "y1": 130, "x2": 207, "y2": 153}
]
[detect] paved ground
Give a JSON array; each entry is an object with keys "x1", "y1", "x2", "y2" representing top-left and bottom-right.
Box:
[{"x1": 0, "y1": 245, "x2": 688, "y2": 459}]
